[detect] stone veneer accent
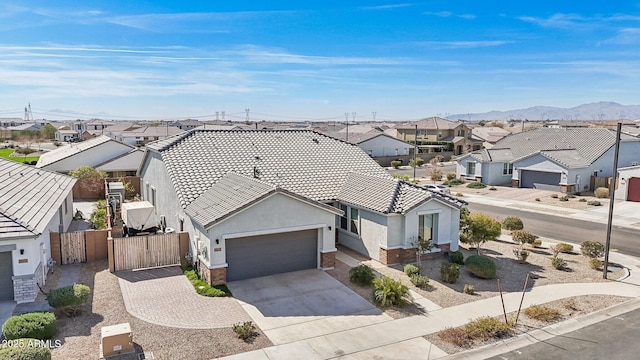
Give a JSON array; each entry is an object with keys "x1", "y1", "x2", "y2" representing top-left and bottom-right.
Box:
[
  {"x1": 511, "y1": 179, "x2": 520, "y2": 187},
  {"x1": 320, "y1": 251, "x2": 336, "y2": 269},
  {"x1": 12, "y1": 276, "x2": 38, "y2": 304},
  {"x1": 198, "y1": 258, "x2": 227, "y2": 286}
]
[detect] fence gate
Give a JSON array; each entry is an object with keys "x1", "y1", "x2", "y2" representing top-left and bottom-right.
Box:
[
  {"x1": 61, "y1": 231, "x2": 87, "y2": 264},
  {"x1": 113, "y1": 234, "x2": 181, "y2": 271}
]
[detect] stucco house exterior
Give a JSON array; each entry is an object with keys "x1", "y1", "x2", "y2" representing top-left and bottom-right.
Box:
[
  {"x1": 456, "y1": 128, "x2": 640, "y2": 192},
  {"x1": 36, "y1": 135, "x2": 138, "y2": 176},
  {"x1": 0, "y1": 159, "x2": 75, "y2": 303},
  {"x1": 139, "y1": 130, "x2": 465, "y2": 285},
  {"x1": 615, "y1": 165, "x2": 640, "y2": 202},
  {"x1": 390, "y1": 117, "x2": 482, "y2": 155}
]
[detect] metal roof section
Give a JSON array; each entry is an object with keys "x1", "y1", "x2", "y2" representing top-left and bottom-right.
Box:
[
  {"x1": 0, "y1": 159, "x2": 76, "y2": 239},
  {"x1": 36, "y1": 135, "x2": 133, "y2": 168}
]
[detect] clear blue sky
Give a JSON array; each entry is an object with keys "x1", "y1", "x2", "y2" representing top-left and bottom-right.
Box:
[{"x1": 1, "y1": 1, "x2": 639, "y2": 121}]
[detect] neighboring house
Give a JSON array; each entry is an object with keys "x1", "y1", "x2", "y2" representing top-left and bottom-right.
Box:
[
  {"x1": 102, "y1": 122, "x2": 141, "y2": 139},
  {"x1": 0, "y1": 118, "x2": 26, "y2": 128},
  {"x1": 116, "y1": 126, "x2": 185, "y2": 146},
  {"x1": 139, "y1": 130, "x2": 465, "y2": 285},
  {"x1": 471, "y1": 126, "x2": 511, "y2": 148},
  {"x1": 0, "y1": 159, "x2": 75, "y2": 303},
  {"x1": 36, "y1": 135, "x2": 137, "y2": 175},
  {"x1": 171, "y1": 119, "x2": 202, "y2": 131},
  {"x1": 55, "y1": 128, "x2": 80, "y2": 142},
  {"x1": 390, "y1": 117, "x2": 482, "y2": 155},
  {"x1": 321, "y1": 129, "x2": 414, "y2": 166},
  {"x1": 615, "y1": 165, "x2": 640, "y2": 202},
  {"x1": 456, "y1": 128, "x2": 640, "y2": 192},
  {"x1": 95, "y1": 148, "x2": 145, "y2": 177},
  {"x1": 543, "y1": 120, "x2": 591, "y2": 129}
]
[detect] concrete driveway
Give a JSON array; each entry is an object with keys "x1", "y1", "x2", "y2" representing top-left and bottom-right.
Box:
[
  {"x1": 227, "y1": 269, "x2": 393, "y2": 345},
  {"x1": 0, "y1": 301, "x2": 16, "y2": 330}
]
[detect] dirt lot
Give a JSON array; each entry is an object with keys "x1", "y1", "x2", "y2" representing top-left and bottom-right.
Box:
[{"x1": 49, "y1": 261, "x2": 271, "y2": 360}]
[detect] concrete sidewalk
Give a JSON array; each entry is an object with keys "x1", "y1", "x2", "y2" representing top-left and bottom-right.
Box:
[
  {"x1": 462, "y1": 192, "x2": 640, "y2": 229},
  {"x1": 218, "y1": 250, "x2": 640, "y2": 360}
]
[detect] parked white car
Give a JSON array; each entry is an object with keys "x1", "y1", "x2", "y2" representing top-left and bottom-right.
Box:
[{"x1": 424, "y1": 184, "x2": 451, "y2": 195}]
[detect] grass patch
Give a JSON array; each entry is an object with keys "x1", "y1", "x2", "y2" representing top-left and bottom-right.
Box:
[
  {"x1": 0, "y1": 148, "x2": 39, "y2": 163},
  {"x1": 183, "y1": 268, "x2": 231, "y2": 297}
]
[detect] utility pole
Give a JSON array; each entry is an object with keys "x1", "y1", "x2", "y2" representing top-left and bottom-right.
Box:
[
  {"x1": 245, "y1": 108, "x2": 250, "y2": 124},
  {"x1": 344, "y1": 112, "x2": 349, "y2": 142},
  {"x1": 372, "y1": 111, "x2": 377, "y2": 121},
  {"x1": 413, "y1": 124, "x2": 418, "y2": 180},
  {"x1": 603, "y1": 122, "x2": 622, "y2": 279}
]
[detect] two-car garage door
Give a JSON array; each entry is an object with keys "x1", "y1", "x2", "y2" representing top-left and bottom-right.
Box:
[
  {"x1": 520, "y1": 170, "x2": 561, "y2": 190},
  {"x1": 226, "y1": 229, "x2": 318, "y2": 282},
  {"x1": 0, "y1": 252, "x2": 14, "y2": 301}
]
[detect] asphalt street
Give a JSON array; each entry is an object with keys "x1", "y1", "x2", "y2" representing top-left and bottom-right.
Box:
[
  {"x1": 467, "y1": 202, "x2": 640, "y2": 258},
  {"x1": 487, "y1": 307, "x2": 640, "y2": 360}
]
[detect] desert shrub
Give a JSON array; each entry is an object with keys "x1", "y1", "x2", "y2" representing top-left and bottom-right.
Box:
[
  {"x1": 524, "y1": 304, "x2": 562, "y2": 322},
  {"x1": 464, "y1": 317, "x2": 512, "y2": 341},
  {"x1": 588, "y1": 258, "x2": 603, "y2": 270},
  {"x1": 531, "y1": 239, "x2": 543, "y2": 248},
  {"x1": 579, "y1": 198, "x2": 587, "y2": 202},
  {"x1": 455, "y1": 192, "x2": 464, "y2": 197},
  {"x1": 446, "y1": 172, "x2": 457, "y2": 181},
  {"x1": 512, "y1": 230, "x2": 537, "y2": 245},
  {"x1": 535, "y1": 198, "x2": 541, "y2": 202},
  {"x1": 410, "y1": 274, "x2": 429, "y2": 288},
  {"x1": 0, "y1": 338, "x2": 52, "y2": 360},
  {"x1": 466, "y1": 181, "x2": 486, "y2": 189},
  {"x1": 552, "y1": 243, "x2": 574, "y2": 256},
  {"x1": 551, "y1": 257, "x2": 567, "y2": 270},
  {"x1": 409, "y1": 157, "x2": 424, "y2": 167},
  {"x1": 563, "y1": 299, "x2": 579, "y2": 311},
  {"x1": 464, "y1": 255, "x2": 497, "y2": 279},
  {"x1": 581, "y1": 241, "x2": 605, "y2": 258},
  {"x1": 372, "y1": 276, "x2": 410, "y2": 307},
  {"x1": 463, "y1": 284, "x2": 475, "y2": 295},
  {"x1": 587, "y1": 200, "x2": 602, "y2": 206},
  {"x1": 430, "y1": 168, "x2": 443, "y2": 181},
  {"x1": 501, "y1": 216, "x2": 524, "y2": 231},
  {"x1": 512, "y1": 248, "x2": 530, "y2": 263},
  {"x1": 233, "y1": 321, "x2": 258, "y2": 341},
  {"x1": 440, "y1": 263, "x2": 460, "y2": 284},
  {"x1": 404, "y1": 264, "x2": 420, "y2": 276},
  {"x1": 438, "y1": 327, "x2": 471, "y2": 347},
  {"x1": 47, "y1": 284, "x2": 90, "y2": 316},
  {"x1": 2, "y1": 313, "x2": 56, "y2": 340},
  {"x1": 390, "y1": 160, "x2": 402, "y2": 169},
  {"x1": 550, "y1": 193, "x2": 559, "y2": 199},
  {"x1": 445, "y1": 178, "x2": 465, "y2": 186},
  {"x1": 349, "y1": 265, "x2": 375, "y2": 286},
  {"x1": 566, "y1": 193, "x2": 576, "y2": 198},
  {"x1": 594, "y1": 187, "x2": 609, "y2": 198},
  {"x1": 488, "y1": 187, "x2": 497, "y2": 191},
  {"x1": 448, "y1": 250, "x2": 465, "y2": 265},
  {"x1": 559, "y1": 195, "x2": 569, "y2": 202}
]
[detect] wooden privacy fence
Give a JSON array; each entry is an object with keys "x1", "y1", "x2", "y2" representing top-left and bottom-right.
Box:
[
  {"x1": 113, "y1": 233, "x2": 181, "y2": 271},
  {"x1": 60, "y1": 231, "x2": 86, "y2": 264}
]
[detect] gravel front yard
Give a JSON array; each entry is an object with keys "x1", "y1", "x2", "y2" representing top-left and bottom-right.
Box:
[{"x1": 50, "y1": 261, "x2": 272, "y2": 360}]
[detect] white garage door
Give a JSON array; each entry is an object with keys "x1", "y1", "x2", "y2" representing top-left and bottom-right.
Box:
[
  {"x1": 0, "y1": 252, "x2": 14, "y2": 301},
  {"x1": 226, "y1": 229, "x2": 318, "y2": 282}
]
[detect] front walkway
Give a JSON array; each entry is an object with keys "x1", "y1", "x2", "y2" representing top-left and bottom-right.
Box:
[{"x1": 118, "y1": 266, "x2": 250, "y2": 329}]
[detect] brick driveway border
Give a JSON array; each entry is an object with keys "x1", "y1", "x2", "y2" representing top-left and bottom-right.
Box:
[{"x1": 117, "y1": 266, "x2": 250, "y2": 329}]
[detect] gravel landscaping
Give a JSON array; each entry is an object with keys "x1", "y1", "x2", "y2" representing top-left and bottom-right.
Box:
[{"x1": 50, "y1": 261, "x2": 272, "y2": 360}]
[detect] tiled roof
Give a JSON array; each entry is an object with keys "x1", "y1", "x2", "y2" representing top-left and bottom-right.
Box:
[
  {"x1": 147, "y1": 130, "x2": 392, "y2": 208},
  {"x1": 338, "y1": 173, "x2": 466, "y2": 214},
  {"x1": 472, "y1": 127, "x2": 511, "y2": 143},
  {"x1": 395, "y1": 117, "x2": 460, "y2": 130},
  {"x1": 95, "y1": 149, "x2": 144, "y2": 172},
  {"x1": 0, "y1": 159, "x2": 75, "y2": 239},
  {"x1": 119, "y1": 126, "x2": 185, "y2": 138},
  {"x1": 539, "y1": 150, "x2": 590, "y2": 168},
  {"x1": 185, "y1": 172, "x2": 341, "y2": 227},
  {"x1": 36, "y1": 135, "x2": 123, "y2": 167}
]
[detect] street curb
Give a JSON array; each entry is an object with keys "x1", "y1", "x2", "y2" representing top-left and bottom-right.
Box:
[{"x1": 440, "y1": 297, "x2": 640, "y2": 359}]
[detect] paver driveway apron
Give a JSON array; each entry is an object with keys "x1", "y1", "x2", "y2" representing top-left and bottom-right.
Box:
[
  {"x1": 118, "y1": 266, "x2": 250, "y2": 329},
  {"x1": 226, "y1": 269, "x2": 394, "y2": 345}
]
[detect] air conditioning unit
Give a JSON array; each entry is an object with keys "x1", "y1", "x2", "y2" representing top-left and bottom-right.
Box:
[{"x1": 632, "y1": 162, "x2": 639, "y2": 166}]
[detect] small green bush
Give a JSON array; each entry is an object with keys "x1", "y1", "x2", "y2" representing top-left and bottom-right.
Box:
[
  {"x1": 594, "y1": 187, "x2": 609, "y2": 198},
  {"x1": 464, "y1": 255, "x2": 497, "y2": 279},
  {"x1": 551, "y1": 257, "x2": 567, "y2": 270},
  {"x1": 512, "y1": 230, "x2": 537, "y2": 245},
  {"x1": 559, "y1": 195, "x2": 569, "y2": 202},
  {"x1": 581, "y1": 241, "x2": 605, "y2": 258},
  {"x1": 525, "y1": 305, "x2": 562, "y2": 322},
  {"x1": 445, "y1": 178, "x2": 465, "y2": 186},
  {"x1": 404, "y1": 264, "x2": 420, "y2": 276},
  {"x1": 372, "y1": 276, "x2": 410, "y2": 307},
  {"x1": 446, "y1": 172, "x2": 457, "y2": 181},
  {"x1": 409, "y1": 157, "x2": 424, "y2": 167},
  {"x1": 349, "y1": 265, "x2": 375, "y2": 285},
  {"x1": 2, "y1": 313, "x2": 56, "y2": 340},
  {"x1": 390, "y1": 160, "x2": 402, "y2": 169},
  {"x1": 233, "y1": 321, "x2": 258, "y2": 341},
  {"x1": 464, "y1": 317, "x2": 512, "y2": 341},
  {"x1": 463, "y1": 284, "x2": 475, "y2": 295},
  {"x1": 587, "y1": 200, "x2": 602, "y2": 206},
  {"x1": 566, "y1": 193, "x2": 576, "y2": 198},
  {"x1": 589, "y1": 258, "x2": 603, "y2": 270},
  {"x1": 0, "y1": 338, "x2": 52, "y2": 360},
  {"x1": 502, "y1": 216, "x2": 524, "y2": 231},
  {"x1": 512, "y1": 249, "x2": 530, "y2": 263},
  {"x1": 410, "y1": 274, "x2": 429, "y2": 288},
  {"x1": 531, "y1": 239, "x2": 543, "y2": 248},
  {"x1": 47, "y1": 284, "x2": 90, "y2": 316},
  {"x1": 441, "y1": 263, "x2": 460, "y2": 284},
  {"x1": 466, "y1": 181, "x2": 486, "y2": 189},
  {"x1": 430, "y1": 168, "x2": 443, "y2": 181},
  {"x1": 579, "y1": 198, "x2": 587, "y2": 202},
  {"x1": 448, "y1": 250, "x2": 465, "y2": 265},
  {"x1": 552, "y1": 243, "x2": 574, "y2": 255}
]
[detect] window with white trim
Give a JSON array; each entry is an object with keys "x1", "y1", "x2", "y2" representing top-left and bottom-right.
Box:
[
  {"x1": 503, "y1": 163, "x2": 513, "y2": 176},
  {"x1": 350, "y1": 208, "x2": 359, "y2": 235},
  {"x1": 418, "y1": 213, "x2": 438, "y2": 242},
  {"x1": 337, "y1": 203, "x2": 360, "y2": 235},
  {"x1": 339, "y1": 204, "x2": 348, "y2": 230},
  {"x1": 467, "y1": 162, "x2": 476, "y2": 176}
]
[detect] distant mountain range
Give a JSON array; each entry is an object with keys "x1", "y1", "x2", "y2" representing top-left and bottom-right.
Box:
[{"x1": 446, "y1": 102, "x2": 640, "y2": 121}]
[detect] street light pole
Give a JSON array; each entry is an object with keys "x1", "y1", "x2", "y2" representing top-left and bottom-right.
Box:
[
  {"x1": 603, "y1": 122, "x2": 622, "y2": 279},
  {"x1": 413, "y1": 124, "x2": 418, "y2": 180}
]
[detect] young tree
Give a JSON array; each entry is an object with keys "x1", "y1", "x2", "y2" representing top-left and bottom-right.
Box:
[
  {"x1": 462, "y1": 213, "x2": 501, "y2": 255},
  {"x1": 69, "y1": 166, "x2": 107, "y2": 179}
]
